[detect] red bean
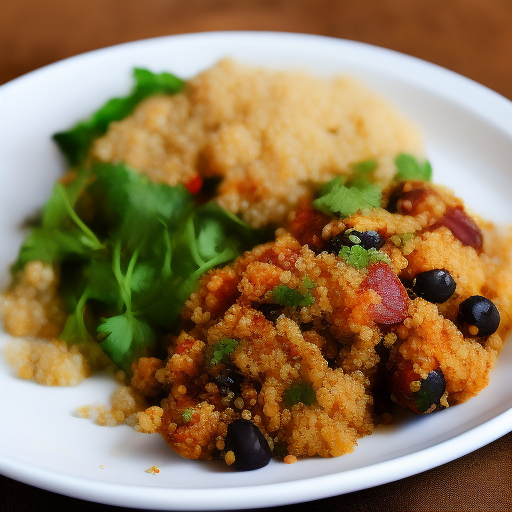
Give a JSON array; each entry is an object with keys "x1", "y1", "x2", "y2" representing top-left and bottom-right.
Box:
[
  {"x1": 434, "y1": 206, "x2": 483, "y2": 250},
  {"x1": 362, "y1": 262, "x2": 409, "y2": 324}
]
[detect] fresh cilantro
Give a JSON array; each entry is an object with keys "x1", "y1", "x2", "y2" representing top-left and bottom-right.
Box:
[
  {"x1": 351, "y1": 158, "x2": 378, "y2": 176},
  {"x1": 272, "y1": 284, "x2": 315, "y2": 308},
  {"x1": 59, "y1": 289, "x2": 91, "y2": 343},
  {"x1": 90, "y1": 162, "x2": 194, "y2": 253},
  {"x1": 283, "y1": 383, "x2": 316, "y2": 408},
  {"x1": 302, "y1": 276, "x2": 316, "y2": 290},
  {"x1": 339, "y1": 245, "x2": 391, "y2": 269},
  {"x1": 350, "y1": 159, "x2": 379, "y2": 189},
  {"x1": 53, "y1": 68, "x2": 184, "y2": 166},
  {"x1": 210, "y1": 338, "x2": 239, "y2": 365},
  {"x1": 313, "y1": 176, "x2": 381, "y2": 218},
  {"x1": 394, "y1": 153, "x2": 432, "y2": 181},
  {"x1": 42, "y1": 171, "x2": 91, "y2": 229},
  {"x1": 13, "y1": 227, "x2": 92, "y2": 271},
  {"x1": 97, "y1": 313, "x2": 156, "y2": 372},
  {"x1": 13, "y1": 159, "x2": 265, "y2": 373},
  {"x1": 181, "y1": 408, "x2": 193, "y2": 422}
]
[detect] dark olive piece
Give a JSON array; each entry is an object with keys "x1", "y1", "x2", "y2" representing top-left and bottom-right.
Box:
[
  {"x1": 252, "y1": 302, "x2": 285, "y2": 322},
  {"x1": 459, "y1": 295, "x2": 500, "y2": 337},
  {"x1": 412, "y1": 269, "x2": 456, "y2": 304},
  {"x1": 323, "y1": 229, "x2": 384, "y2": 255},
  {"x1": 414, "y1": 368, "x2": 446, "y2": 414},
  {"x1": 214, "y1": 367, "x2": 245, "y2": 395},
  {"x1": 224, "y1": 419, "x2": 272, "y2": 471}
]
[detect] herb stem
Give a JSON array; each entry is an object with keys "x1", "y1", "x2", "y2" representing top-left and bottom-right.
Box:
[{"x1": 57, "y1": 184, "x2": 104, "y2": 250}]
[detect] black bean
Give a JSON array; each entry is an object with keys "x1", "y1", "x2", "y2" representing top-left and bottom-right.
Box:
[
  {"x1": 459, "y1": 295, "x2": 500, "y2": 337},
  {"x1": 412, "y1": 269, "x2": 456, "y2": 304},
  {"x1": 224, "y1": 419, "x2": 272, "y2": 471},
  {"x1": 323, "y1": 229, "x2": 384, "y2": 255},
  {"x1": 252, "y1": 302, "x2": 285, "y2": 322},
  {"x1": 214, "y1": 367, "x2": 245, "y2": 395},
  {"x1": 414, "y1": 368, "x2": 446, "y2": 413}
]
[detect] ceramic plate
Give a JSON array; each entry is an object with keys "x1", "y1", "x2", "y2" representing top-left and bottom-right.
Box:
[{"x1": 1, "y1": 32, "x2": 511, "y2": 510}]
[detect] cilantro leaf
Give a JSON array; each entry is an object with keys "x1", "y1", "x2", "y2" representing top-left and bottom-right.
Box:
[
  {"x1": 98, "y1": 313, "x2": 156, "y2": 372},
  {"x1": 181, "y1": 408, "x2": 194, "y2": 422},
  {"x1": 313, "y1": 177, "x2": 382, "y2": 217},
  {"x1": 272, "y1": 284, "x2": 315, "y2": 308},
  {"x1": 59, "y1": 289, "x2": 91, "y2": 343},
  {"x1": 171, "y1": 201, "x2": 264, "y2": 287},
  {"x1": 351, "y1": 158, "x2": 378, "y2": 179},
  {"x1": 283, "y1": 383, "x2": 316, "y2": 408},
  {"x1": 90, "y1": 162, "x2": 194, "y2": 253},
  {"x1": 210, "y1": 338, "x2": 239, "y2": 365},
  {"x1": 13, "y1": 227, "x2": 93, "y2": 272},
  {"x1": 339, "y1": 245, "x2": 391, "y2": 269},
  {"x1": 53, "y1": 68, "x2": 184, "y2": 166},
  {"x1": 394, "y1": 153, "x2": 432, "y2": 181},
  {"x1": 42, "y1": 171, "x2": 91, "y2": 229},
  {"x1": 11, "y1": 157, "x2": 267, "y2": 372}
]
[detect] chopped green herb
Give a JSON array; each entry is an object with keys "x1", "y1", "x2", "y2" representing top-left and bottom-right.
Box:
[
  {"x1": 394, "y1": 153, "x2": 432, "y2": 181},
  {"x1": 339, "y1": 245, "x2": 391, "y2": 269},
  {"x1": 211, "y1": 338, "x2": 239, "y2": 365},
  {"x1": 302, "y1": 276, "x2": 316, "y2": 290},
  {"x1": 13, "y1": 161, "x2": 265, "y2": 372},
  {"x1": 181, "y1": 408, "x2": 194, "y2": 422},
  {"x1": 283, "y1": 383, "x2": 316, "y2": 408},
  {"x1": 313, "y1": 176, "x2": 382, "y2": 218},
  {"x1": 53, "y1": 68, "x2": 184, "y2": 166},
  {"x1": 97, "y1": 313, "x2": 156, "y2": 372},
  {"x1": 272, "y1": 284, "x2": 315, "y2": 308},
  {"x1": 390, "y1": 232, "x2": 415, "y2": 248},
  {"x1": 351, "y1": 158, "x2": 378, "y2": 176}
]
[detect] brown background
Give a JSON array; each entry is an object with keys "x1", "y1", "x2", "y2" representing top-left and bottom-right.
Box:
[{"x1": 1, "y1": 1, "x2": 511, "y2": 511}]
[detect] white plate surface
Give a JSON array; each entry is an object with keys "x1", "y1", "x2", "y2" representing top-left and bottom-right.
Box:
[{"x1": 0, "y1": 32, "x2": 512, "y2": 510}]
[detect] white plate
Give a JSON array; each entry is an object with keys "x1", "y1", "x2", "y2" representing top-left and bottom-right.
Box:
[{"x1": 1, "y1": 32, "x2": 512, "y2": 511}]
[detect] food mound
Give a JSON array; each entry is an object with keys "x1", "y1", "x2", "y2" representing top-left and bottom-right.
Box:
[
  {"x1": 129, "y1": 179, "x2": 511, "y2": 468},
  {"x1": 1, "y1": 60, "x2": 511, "y2": 471}
]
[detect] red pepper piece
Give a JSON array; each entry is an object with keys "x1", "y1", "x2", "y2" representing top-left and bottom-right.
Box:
[{"x1": 184, "y1": 175, "x2": 203, "y2": 194}]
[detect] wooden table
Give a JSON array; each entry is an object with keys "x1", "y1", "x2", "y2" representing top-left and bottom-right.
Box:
[{"x1": 1, "y1": 1, "x2": 511, "y2": 511}]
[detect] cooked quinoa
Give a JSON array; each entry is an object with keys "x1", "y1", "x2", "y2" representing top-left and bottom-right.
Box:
[
  {"x1": 129, "y1": 180, "x2": 512, "y2": 462},
  {"x1": 1, "y1": 61, "x2": 512, "y2": 469},
  {"x1": 92, "y1": 59, "x2": 423, "y2": 228}
]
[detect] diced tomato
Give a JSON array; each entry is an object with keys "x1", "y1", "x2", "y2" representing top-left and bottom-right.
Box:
[
  {"x1": 176, "y1": 338, "x2": 196, "y2": 354},
  {"x1": 185, "y1": 175, "x2": 203, "y2": 194},
  {"x1": 288, "y1": 207, "x2": 331, "y2": 252},
  {"x1": 362, "y1": 262, "x2": 409, "y2": 324}
]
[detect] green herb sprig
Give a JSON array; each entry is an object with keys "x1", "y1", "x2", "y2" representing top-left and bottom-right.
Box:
[
  {"x1": 394, "y1": 153, "x2": 432, "y2": 181},
  {"x1": 313, "y1": 175, "x2": 382, "y2": 218},
  {"x1": 283, "y1": 383, "x2": 316, "y2": 408},
  {"x1": 272, "y1": 277, "x2": 316, "y2": 308},
  {"x1": 339, "y1": 245, "x2": 391, "y2": 270},
  {"x1": 53, "y1": 68, "x2": 184, "y2": 166},
  {"x1": 13, "y1": 162, "x2": 263, "y2": 372},
  {"x1": 210, "y1": 338, "x2": 239, "y2": 365}
]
